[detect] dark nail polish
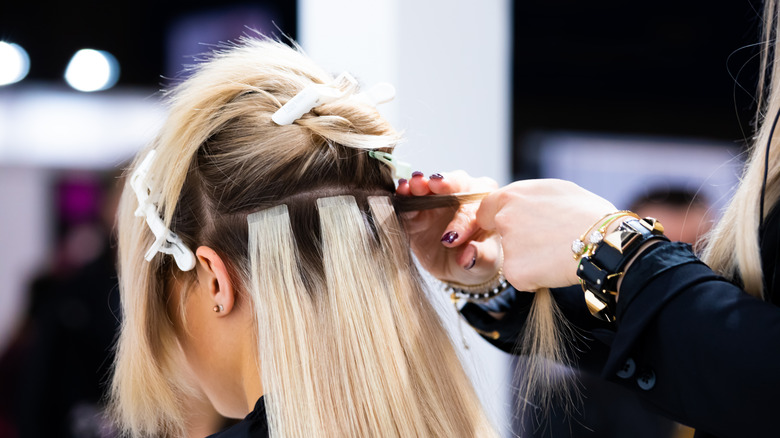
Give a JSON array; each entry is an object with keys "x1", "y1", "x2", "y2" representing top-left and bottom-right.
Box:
[
  {"x1": 398, "y1": 178, "x2": 408, "y2": 185},
  {"x1": 441, "y1": 231, "x2": 459, "y2": 244},
  {"x1": 465, "y1": 256, "x2": 476, "y2": 270},
  {"x1": 429, "y1": 173, "x2": 444, "y2": 180},
  {"x1": 412, "y1": 171, "x2": 424, "y2": 178}
]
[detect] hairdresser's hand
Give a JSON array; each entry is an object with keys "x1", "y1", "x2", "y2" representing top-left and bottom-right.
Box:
[
  {"x1": 397, "y1": 171, "x2": 502, "y2": 286},
  {"x1": 476, "y1": 179, "x2": 616, "y2": 291}
]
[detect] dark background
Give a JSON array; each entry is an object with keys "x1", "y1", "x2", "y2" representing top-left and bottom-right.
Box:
[
  {"x1": 2, "y1": 1, "x2": 764, "y2": 146},
  {"x1": 0, "y1": 0, "x2": 298, "y2": 86},
  {"x1": 513, "y1": 0, "x2": 764, "y2": 171}
]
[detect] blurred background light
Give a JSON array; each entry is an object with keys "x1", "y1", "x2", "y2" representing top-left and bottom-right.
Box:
[
  {"x1": 0, "y1": 41, "x2": 30, "y2": 86},
  {"x1": 64, "y1": 49, "x2": 120, "y2": 92},
  {"x1": 0, "y1": 86, "x2": 164, "y2": 168}
]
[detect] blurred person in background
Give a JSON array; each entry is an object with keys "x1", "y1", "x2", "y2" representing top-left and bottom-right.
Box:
[
  {"x1": 0, "y1": 172, "x2": 120, "y2": 438},
  {"x1": 0, "y1": 171, "x2": 228, "y2": 438},
  {"x1": 630, "y1": 187, "x2": 713, "y2": 246}
]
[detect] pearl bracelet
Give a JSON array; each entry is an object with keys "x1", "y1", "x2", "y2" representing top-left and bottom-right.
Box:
[{"x1": 444, "y1": 269, "x2": 511, "y2": 302}]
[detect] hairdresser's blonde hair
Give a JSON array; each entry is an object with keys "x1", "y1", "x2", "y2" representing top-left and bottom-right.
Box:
[
  {"x1": 112, "y1": 38, "x2": 495, "y2": 437},
  {"x1": 701, "y1": 0, "x2": 780, "y2": 296}
]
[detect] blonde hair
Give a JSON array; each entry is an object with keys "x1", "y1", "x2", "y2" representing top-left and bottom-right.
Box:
[
  {"x1": 111, "y1": 38, "x2": 496, "y2": 437},
  {"x1": 701, "y1": 0, "x2": 780, "y2": 297}
]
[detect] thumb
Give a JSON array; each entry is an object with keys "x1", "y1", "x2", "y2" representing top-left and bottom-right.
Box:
[{"x1": 475, "y1": 190, "x2": 501, "y2": 232}]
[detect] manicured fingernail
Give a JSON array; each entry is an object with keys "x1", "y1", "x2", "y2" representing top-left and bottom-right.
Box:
[
  {"x1": 429, "y1": 173, "x2": 444, "y2": 180},
  {"x1": 465, "y1": 256, "x2": 476, "y2": 270},
  {"x1": 441, "y1": 231, "x2": 459, "y2": 244},
  {"x1": 398, "y1": 178, "x2": 408, "y2": 185},
  {"x1": 412, "y1": 171, "x2": 424, "y2": 178}
]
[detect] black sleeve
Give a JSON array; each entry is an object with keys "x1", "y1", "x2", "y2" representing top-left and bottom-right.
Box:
[
  {"x1": 600, "y1": 241, "x2": 780, "y2": 438},
  {"x1": 458, "y1": 290, "x2": 532, "y2": 353},
  {"x1": 463, "y1": 241, "x2": 780, "y2": 437}
]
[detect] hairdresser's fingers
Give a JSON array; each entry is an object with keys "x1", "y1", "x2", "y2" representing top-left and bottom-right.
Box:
[
  {"x1": 474, "y1": 188, "x2": 502, "y2": 232},
  {"x1": 401, "y1": 170, "x2": 497, "y2": 198},
  {"x1": 401, "y1": 170, "x2": 461, "y2": 197},
  {"x1": 427, "y1": 170, "x2": 497, "y2": 196},
  {"x1": 395, "y1": 178, "x2": 411, "y2": 196},
  {"x1": 439, "y1": 203, "x2": 481, "y2": 247},
  {"x1": 400, "y1": 171, "x2": 479, "y2": 239},
  {"x1": 476, "y1": 181, "x2": 570, "y2": 290},
  {"x1": 436, "y1": 173, "x2": 498, "y2": 247},
  {"x1": 443, "y1": 233, "x2": 502, "y2": 285},
  {"x1": 475, "y1": 181, "x2": 534, "y2": 234},
  {"x1": 395, "y1": 179, "x2": 424, "y2": 221},
  {"x1": 475, "y1": 183, "x2": 557, "y2": 290},
  {"x1": 426, "y1": 171, "x2": 461, "y2": 194},
  {"x1": 474, "y1": 179, "x2": 617, "y2": 290},
  {"x1": 408, "y1": 171, "x2": 432, "y2": 196}
]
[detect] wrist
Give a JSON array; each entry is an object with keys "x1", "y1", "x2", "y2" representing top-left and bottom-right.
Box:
[
  {"x1": 571, "y1": 211, "x2": 640, "y2": 260},
  {"x1": 576, "y1": 217, "x2": 668, "y2": 321},
  {"x1": 567, "y1": 211, "x2": 639, "y2": 286}
]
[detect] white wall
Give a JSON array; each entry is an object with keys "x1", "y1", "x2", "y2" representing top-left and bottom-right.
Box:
[
  {"x1": 300, "y1": 1, "x2": 513, "y2": 434},
  {"x1": 299, "y1": 0, "x2": 511, "y2": 182}
]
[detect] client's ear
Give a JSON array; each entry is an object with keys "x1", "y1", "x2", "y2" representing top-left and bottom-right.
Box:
[{"x1": 195, "y1": 246, "x2": 236, "y2": 315}]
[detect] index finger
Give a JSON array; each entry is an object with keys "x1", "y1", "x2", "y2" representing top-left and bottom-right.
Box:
[{"x1": 427, "y1": 170, "x2": 480, "y2": 195}]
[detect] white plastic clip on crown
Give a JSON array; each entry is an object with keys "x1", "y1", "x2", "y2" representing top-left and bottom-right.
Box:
[
  {"x1": 130, "y1": 150, "x2": 196, "y2": 271},
  {"x1": 272, "y1": 72, "x2": 359, "y2": 125},
  {"x1": 271, "y1": 72, "x2": 397, "y2": 126}
]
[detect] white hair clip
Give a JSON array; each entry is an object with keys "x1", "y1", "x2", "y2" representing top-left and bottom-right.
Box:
[
  {"x1": 368, "y1": 151, "x2": 412, "y2": 180},
  {"x1": 130, "y1": 150, "x2": 196, "y2": 271},
  {"x1": 271, "y1": 72, "x2": 396, "y2": 125}
]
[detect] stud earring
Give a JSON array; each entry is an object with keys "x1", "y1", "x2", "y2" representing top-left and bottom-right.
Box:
[{"x1": 213, "y1": 304, "x2": 224, "y2": 312}]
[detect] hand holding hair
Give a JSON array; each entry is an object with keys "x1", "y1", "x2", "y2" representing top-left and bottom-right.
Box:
[
  {"x1": 475, "y1": 179, "x2": 617, "y2": 291},
  {"x1": 397, "y1": 170, "x2": 503, "y2": 288},
  {"x1": 405, "y1": 176, "x2": 618, "y2": 411}
]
